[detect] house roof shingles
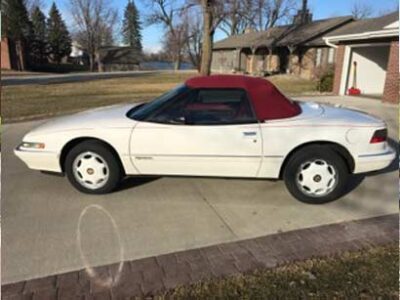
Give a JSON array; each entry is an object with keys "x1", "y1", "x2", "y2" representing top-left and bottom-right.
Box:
[
  {"x1": 213, "y1": 29, "x2": 287, "y2": 50},
  {"x1": 277, "y1": 16, "x2": 353, "y2": 46},
  {"x1": 213, "y1": 16, "x2": 353, "y2": 50},
  {"x1": 326, "y1": 12, "x2": 399, "y2": 38}
]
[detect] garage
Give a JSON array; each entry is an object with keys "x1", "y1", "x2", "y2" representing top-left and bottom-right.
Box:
[
  {"x1": 325, "y1": 12, "x2": 399, "y2": 103},
  {"x1": 346, "y1": 45, "x2": 390, "y2": 97}
]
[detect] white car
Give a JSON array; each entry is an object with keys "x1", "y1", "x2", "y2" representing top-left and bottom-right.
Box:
[{"x1": 15, "y1": 75, "x2": 395, "y2": 204}]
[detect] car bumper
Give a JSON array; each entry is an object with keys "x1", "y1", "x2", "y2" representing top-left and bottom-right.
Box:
[
  {"x1": 14, "y1": 147, "x2": 62, "y2": 173},
  {"x1": 354, "y1": 146, "x2": 396, "y2": 174}
]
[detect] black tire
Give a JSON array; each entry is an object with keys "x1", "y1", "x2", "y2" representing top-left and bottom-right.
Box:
[
  {"x1": 283, "y1": 145, "x2": 349, "y2": 204},
  {"x1": 65, "y1": 140, "x2": 122, "y2": 194}
]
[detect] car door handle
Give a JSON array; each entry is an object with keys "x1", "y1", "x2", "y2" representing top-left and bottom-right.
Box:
[{"x1": 243, "y1": 131, "x2": 257, "y2": 137}]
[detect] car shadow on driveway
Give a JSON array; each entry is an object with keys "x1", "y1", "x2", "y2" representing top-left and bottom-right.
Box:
[{"x1": 115, "y1": 176, "x2": 161, "y2": 192}]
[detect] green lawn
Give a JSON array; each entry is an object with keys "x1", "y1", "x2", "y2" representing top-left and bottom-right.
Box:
[
  {"x1": 2, "y1": 72, "x2": 318, "y2": 123},
  {"x1": 166, "y1": 244, "x2": 398, "y2": 299}
]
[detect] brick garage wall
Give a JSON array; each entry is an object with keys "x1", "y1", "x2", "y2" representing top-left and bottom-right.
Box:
[
  {"x1": 1, "y1": 38, "x2": 12, "y2": 70},
  {"x1": 332, "y1": 45, "x2": 345, "y2": 95},
  {"x1": 383, "y1": 41, "x2": 399, "y2": 104}
]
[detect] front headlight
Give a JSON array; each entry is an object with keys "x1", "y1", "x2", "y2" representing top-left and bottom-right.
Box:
[{"x1": 18, "y1": 142, "x2": 46, "y2": 150}]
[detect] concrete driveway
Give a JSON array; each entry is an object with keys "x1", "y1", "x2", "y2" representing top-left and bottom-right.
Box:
[{"x1": 2, "y1": 96, "x2": 398, "y2": 284}]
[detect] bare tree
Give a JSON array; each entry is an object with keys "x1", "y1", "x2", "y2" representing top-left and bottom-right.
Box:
[
  {"x1": 146, "y1": 0, "x2": 189, "y2": 70},
  {"x1": 219, "y1": 0, "x2": 254, "y2": 36},
  {"x1": 162, "y1": 23, "x2": 188, "y2": 70},
  {"x1": 198, "y1": 0, "x2": 226, "y2": 75},
  {"x1": 199, "y1": 0, "x2": 213, "y2": 75},
  {"x1": 216, "y1": 0, "x2": 296, "y2": 37},
  {"x1": 351, "y1": 1, "x2": 373, "y2": 19},
  {"x1": 69, "y1": 0, "x2": 118, "y2": 71},
  {"x1": 252, "y1": 0, "x2": 296, "y2": 31},
  {"x1": 182, "y1": 11, "x2": 203, "y2": 70}
]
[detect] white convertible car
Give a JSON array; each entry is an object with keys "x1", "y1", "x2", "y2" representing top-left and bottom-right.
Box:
[{"x1": 15, "y1": 75, "x2": 395, "y2": 204}]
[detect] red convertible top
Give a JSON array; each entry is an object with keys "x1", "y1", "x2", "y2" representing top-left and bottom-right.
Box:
[{"x1": 185, "y1": 75, "x2": 301, "y2": 121}]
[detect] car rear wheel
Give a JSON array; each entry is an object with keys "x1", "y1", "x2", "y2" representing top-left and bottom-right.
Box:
[
  {"x1": 283, "y1": 145, "x2": 349, "y2": 204},
  {"x1": 65, "y1": 141, "x2": 122, "y2": 194}
]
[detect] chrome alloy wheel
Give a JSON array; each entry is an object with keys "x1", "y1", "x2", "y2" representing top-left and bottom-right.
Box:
[
  {"x1": 72, "y1": 151, "x2": 110, "y2": 190},
  {"x1": 295, "y1": 159, "x2": 338, "y2": 197}
]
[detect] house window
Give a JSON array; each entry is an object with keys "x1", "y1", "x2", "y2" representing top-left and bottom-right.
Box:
[
  {"x1": 316, "y1": 48, "x2": 322, "y2": 66},
  {"x1": 328, "y1": 48, "x2": 335, "y2": 64}
]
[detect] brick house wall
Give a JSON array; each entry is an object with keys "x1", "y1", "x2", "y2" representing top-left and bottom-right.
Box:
[
  {"x1": 1, "y1": 38, "x2": 12, "y2": 70},
  {"x1": 300, "y1": 48, "x2": 318, "y2": 79},
  {"x1": 332, "y1": 45, "x2": 345, "y2": 95},
  {"x1": 211, "y1": 50, "x2": 237, "y2": 73},
  {"x1": 265, "y1": 54, "x2": 280, "y2": 73},
  {"x1": 287, "y1": 48, "x2": 324, "y2": 80},
  {"x1": 382, "y1": 41, "x2": 399, "y2": 103},
  {"x1": 212, "y1": 46, "x2": 330, "y2": 79}
]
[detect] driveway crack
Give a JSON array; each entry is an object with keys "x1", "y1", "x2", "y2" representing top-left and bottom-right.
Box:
[{"x1": 194, "y1": 183, "x2": 238, "y2": 239}]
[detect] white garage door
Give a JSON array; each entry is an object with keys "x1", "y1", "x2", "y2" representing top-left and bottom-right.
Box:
[{"x1": 347, "y1": 45, "x2": 390, "y2": 95}]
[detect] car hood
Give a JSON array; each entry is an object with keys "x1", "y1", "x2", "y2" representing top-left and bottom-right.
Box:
[
  {"x1": 294, "y1": 102, "x2": 385, "y2": 127},
  {"x1": 27, "y1": 103, "x2": 139, "y2": 136}
]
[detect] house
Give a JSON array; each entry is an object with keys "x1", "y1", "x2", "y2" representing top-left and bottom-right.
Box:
[
  {"x1": 70, "y1": 41, "x2": 88, "y2": 65},
  {"x1": 97, "y1": 46, "x2": 142, "y2": 72},
  {"x1": 324, "y1": 12, "x2": 399, "y2": 103},
  {"x1": 212, "y1": 3, "x2": 354, "y2": 79}
]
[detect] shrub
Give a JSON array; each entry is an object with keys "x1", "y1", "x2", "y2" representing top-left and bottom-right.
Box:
[
  {"x1": 29, "y1": 63, "x2": 89, "y2": 73},
  {"x1": 318, "y1": 71, "x2": 334, "y2": 92}
]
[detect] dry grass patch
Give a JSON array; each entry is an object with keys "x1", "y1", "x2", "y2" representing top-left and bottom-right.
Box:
[
  {"x1": 2, "y1": 72, "x2": 318, "y2": 123},
  {"x1": 2, "y1": 72, "x2": 195, "y2": 122},
  {"x1": 269, "y1": 74, "x2": 319, "y2": 95},
  {"x1": 166, "y1": 244, "x2": 398, "y2": 299}
]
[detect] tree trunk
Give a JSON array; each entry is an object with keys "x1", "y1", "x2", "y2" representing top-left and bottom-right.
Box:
[
  {"x1": 89, "y1": 53, "x2": 96, "y2": 72},
  {"x1": 96, "y1": 52, "x2": 104, "y2": 72},
  {"x1": 174, "y1": 53, "x2": 181, "y2": 71},
  {"x1": 200, "y1": 0, "x2": 213, "y2": 76},
  {"x1": 15, "y1": 40, "x2": 26, "y2": 71}
]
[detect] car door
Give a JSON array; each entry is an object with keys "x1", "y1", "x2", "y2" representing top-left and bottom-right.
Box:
[{"x1": 130, "y1": 88, "x2": 263, "y2": 177}]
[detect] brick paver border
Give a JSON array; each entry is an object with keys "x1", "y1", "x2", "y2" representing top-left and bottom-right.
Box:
[{"x1": 2, "y1": 214, "x2": 398, "y2": 299}]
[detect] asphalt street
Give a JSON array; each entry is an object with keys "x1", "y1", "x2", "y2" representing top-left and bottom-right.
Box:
[
  {"x1": 2, "y1": 96, "x2": 398, "y2": 284},
  {"x1": 1, "y1": 70, "x2": 193, "y2": 86}
]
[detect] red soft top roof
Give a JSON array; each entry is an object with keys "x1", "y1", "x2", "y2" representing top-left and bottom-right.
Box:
[{"x1": 185, "y1": 75, "x2": 301, "y2": 121}]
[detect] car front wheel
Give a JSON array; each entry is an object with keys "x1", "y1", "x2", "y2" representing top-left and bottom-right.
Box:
[
  {"x1": 65, "y1": 141, "x2": 122, "y2": 194},
  {"x1": 283, "y1": 145, "x2": 349, "y2": 204}
]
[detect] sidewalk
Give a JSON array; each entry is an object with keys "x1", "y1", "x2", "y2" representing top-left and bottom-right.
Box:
[{"x1": 2, "y1": 214, "x2": 397, "y2": 299}]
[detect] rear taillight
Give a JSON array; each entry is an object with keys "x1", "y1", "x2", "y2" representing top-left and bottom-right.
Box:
[{"x1": 370, "y1": 129, "x2": 387, "y2": 144}]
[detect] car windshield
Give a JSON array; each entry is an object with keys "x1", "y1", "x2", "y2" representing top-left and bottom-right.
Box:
[{"x1": 128, "y1": 84, "x2": 189, "y2": 120}]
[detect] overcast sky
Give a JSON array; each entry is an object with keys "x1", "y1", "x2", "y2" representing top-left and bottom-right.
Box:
[{"x1": 41, "y1": 0, "x2": 398, "y2": 53}]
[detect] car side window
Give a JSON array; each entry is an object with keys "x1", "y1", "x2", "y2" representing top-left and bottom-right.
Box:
[
  {"x1": 147, "y1": 90, "x2": 196, "y2": 124},
  {"x1": 184, "y1": 89, "x2": 257, "y2": 125}
]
